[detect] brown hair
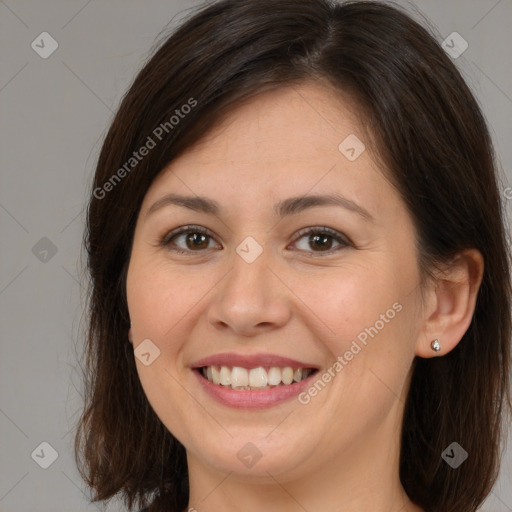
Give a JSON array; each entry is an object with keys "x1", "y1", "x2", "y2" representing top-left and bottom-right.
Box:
[{"x1": 75, "y1": 1, "x2": 512, "y2": 511}]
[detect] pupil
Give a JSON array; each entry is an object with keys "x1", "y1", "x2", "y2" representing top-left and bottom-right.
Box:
[
  {"x1": 311, "y1": 234, "x2": 331, "y2": 251},
  {"x1": 187, "y1": 233, "x2": 208, "y2": 249}
]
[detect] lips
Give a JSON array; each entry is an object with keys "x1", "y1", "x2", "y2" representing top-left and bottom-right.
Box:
[{"x1": 190, "y1": 352, "x2": 319, "y2": 408}]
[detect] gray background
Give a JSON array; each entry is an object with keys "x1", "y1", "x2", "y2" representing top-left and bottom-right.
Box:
[{"x1": 0, "y1": 0, "x2": 511, "y2": 511}]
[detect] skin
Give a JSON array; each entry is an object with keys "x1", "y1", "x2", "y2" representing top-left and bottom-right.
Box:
[{"x1": 126, "y1": 81, "x2": 484, "y2": 512}]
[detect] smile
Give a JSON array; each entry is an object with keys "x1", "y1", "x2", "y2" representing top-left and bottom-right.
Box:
[{"x1": 191, "y1": 353, "x2": 320, "y2": 409}]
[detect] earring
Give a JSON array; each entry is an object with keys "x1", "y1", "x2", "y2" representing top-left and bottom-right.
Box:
[{"x1": 431, "y1": 339, "x2": 441, "y2": 352}]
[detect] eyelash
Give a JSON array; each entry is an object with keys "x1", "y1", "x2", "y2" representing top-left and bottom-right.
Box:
[{"x1": 159, "y1": 224, "x2": 352, "y2": 257}]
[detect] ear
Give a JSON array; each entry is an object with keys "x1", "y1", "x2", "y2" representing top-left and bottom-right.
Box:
[{"x1": 415, "y1": 249, "x2": 484, "y2": 358}]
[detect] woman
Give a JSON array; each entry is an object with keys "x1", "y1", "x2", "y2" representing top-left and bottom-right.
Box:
[{"x1": 75, "y1": 1, "x2": 511, "y2": 511}]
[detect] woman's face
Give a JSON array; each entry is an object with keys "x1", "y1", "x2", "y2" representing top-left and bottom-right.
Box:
[{"x1": 126, "y1": 82, "x2": 427, "y2": 481}]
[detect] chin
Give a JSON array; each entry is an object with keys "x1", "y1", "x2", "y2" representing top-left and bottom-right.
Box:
[{"x1": 190, "y1": 433, "x2": 315, "y2": 480}]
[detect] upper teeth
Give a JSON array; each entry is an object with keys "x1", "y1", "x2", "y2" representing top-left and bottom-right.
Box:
[{"x1": 202, "y1": 365, "x2": 313, "y2": 389}]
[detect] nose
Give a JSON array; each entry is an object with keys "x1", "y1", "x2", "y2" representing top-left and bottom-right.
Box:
[{"x1": 207, "y1": 248, "x2": 292, "y2": 337}]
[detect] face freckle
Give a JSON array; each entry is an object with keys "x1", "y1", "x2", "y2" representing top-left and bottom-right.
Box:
[{"x1": 126, "y1": 81, "x2": 425, "y2": 486}]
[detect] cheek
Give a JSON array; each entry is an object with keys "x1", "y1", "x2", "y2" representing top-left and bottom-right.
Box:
[
  {"x1": 289, "y1": 259, "x2": 419, "y2": 405},
  {"x1": 288, "y1": 261, "x2": 407, "y2": 353},
  {"x1": 126, "y1": 257, "x2": 203, "y2": 342},
  {"x1": 125, "y1": 258, "x2": 206, "y2": 443}
]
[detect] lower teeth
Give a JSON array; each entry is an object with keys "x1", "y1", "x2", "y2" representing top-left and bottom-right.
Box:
[
  {"x1": 231, "y1": 385, "x2": 270, "y2": 390},
  {"x1": 214, "y1": 380, "x2": 306, "y2": 390}
]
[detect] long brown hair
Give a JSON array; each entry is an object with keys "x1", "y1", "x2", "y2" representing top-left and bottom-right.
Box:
[{"x1": 75, "y1": 1, "x2": 512, "y2": 511}]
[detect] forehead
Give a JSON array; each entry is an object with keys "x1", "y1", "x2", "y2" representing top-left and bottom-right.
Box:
[
  {"x1": 185, "y1": 82, "x2": 365, "y2": 163},
  {"x1": 141, "y1": 81, "x2": 390, "y2": 218}
]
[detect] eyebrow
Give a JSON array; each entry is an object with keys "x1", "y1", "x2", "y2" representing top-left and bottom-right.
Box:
[{"x1": 146, "y1": 192, "x2": 374, "y2": 221}]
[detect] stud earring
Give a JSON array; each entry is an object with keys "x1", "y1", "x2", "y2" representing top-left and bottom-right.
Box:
[{"x1": 431, "y1": 339, "x2": 441, "y2": 352}]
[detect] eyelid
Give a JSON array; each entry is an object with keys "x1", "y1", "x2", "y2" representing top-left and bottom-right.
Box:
[
  {"x1": 160, "y1": 224, "x2": 215, "y2": 247},
  {"x1": 290, "y1": 226, "x2": 352, "y2": 247}
]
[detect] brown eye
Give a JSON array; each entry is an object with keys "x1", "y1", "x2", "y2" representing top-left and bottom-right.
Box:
[
  {"x1": 161, "y1": 225, "x2": 220, "y2": 254},
  {"x1": 184, "y1": 232, "x2": 210, "y2": 250},
  {"x1": 160, "y1": 225, "x2": 351, "y2": 256},
  {"x1": 291, "y1": 227, "x2": 351, "y2": 255}
]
